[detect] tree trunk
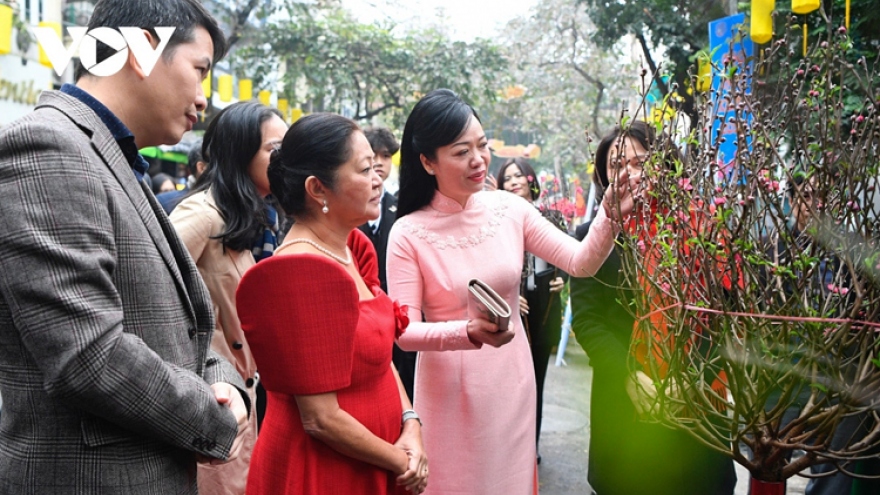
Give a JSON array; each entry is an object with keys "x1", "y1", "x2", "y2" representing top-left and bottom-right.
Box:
[
  {"x1": 723, "y1": 0, "x2": 738, "y2": 16},
  {"x1": 553, "y1": 155, "x2": 566, "y2": 197}
]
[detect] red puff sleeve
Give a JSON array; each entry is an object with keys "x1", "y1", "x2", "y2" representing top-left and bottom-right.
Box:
[
  {"x1": 347, "y1": 228, "x2": 381, "y2": 290},
  {"x1": 236, "y1": 254, "x2": 359, "y2": 395}
]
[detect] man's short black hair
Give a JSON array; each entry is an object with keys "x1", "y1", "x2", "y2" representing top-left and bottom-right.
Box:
[
  {"x1": 74, "y1": 0, "x2": 226, "y2": 81},
  {"x1": 364, "y1": 127, "x2": 400, "y2": 155}
]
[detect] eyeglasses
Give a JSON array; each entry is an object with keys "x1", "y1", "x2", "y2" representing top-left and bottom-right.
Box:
[{"x1": 611, "y1": 154, "x2": 648, "y2": 168}]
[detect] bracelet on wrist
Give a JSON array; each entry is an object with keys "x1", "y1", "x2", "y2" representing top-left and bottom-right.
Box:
[{"x1": 401, "y1": 409, "x2": 422, "y2": 427}]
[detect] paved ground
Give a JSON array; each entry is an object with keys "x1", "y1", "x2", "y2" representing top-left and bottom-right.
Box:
[{"x1": 538, "y1": 338, "x2": 810, "y2": 494}]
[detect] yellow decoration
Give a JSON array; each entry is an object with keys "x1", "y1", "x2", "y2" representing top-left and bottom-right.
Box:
[
  {"x1": 523, "y1": 144, "x2": 541, "y2": 160},
  {"x1": 258, "y1": 90, "x2": 271, "y2": 106},
  {"x1": 697, "y1": 57, "x2": 712, "y2": 92},
  {"x1": 651, "y1": 106, "x2": 676, "y2": 124},
  {"x1": 792, "y1": 0, "x2": 819, "y2": 14},
  {"x1": 38, "y1": 21, "x2": 62, "y2": 68},
  {"x1": 501, "y1": 85, "x2": 526, "y2": 100},
  {"x1": 750, "y1": 0, "x2": 775, "y2": 45},
  {"x1": 391, "y1": 150, "x2": 400, "y2": 167},
  {"x1": 239, "y1": 79, "x2": 253, "y2": 101},
  {"x1": 290, "y1": 107, "x2": 303, "y2": 123},
  {"x1": 201, "y1": 70, "x2": 211, "y2": 98},
  {"x1": 493, "y1": 145, "x2": 526, "y2": 159},
  {"x1": 846, "y1": 0, "x2": 851, "y2": 30},
  {"x1": 277, "y1": 98, "x2": 288, "y2": 118},
  {"x1": 803, "y1": 23, "x2": 808, "y2": 56},
  {"x1": 218, "y1": 74, "x2": 233, "y2": 102},
  {"x1": 0, "y1": 5, "x2": 13, "y2": 55}
]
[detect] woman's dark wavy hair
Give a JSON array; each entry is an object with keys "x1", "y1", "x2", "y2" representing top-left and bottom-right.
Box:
[
  {"x1": 593, "y1": 120, "x2": 681, "y2": 189},
  {"x1": 268, "y1": 113, "x2": 360, "y2": 218},
  {"x1": 397, "y1": 89, "x2": 481, "y2": 218},
  {"x1": 189, "y1": 101, "x2": 283, "y2": 252},
  {"x1": 496, "y1": 158, "x2": 540, "y2": 201}
]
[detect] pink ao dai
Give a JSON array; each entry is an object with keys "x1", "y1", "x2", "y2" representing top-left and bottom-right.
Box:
[{"x1": 387, "y1": 190, "x2": 615, "y2": 495}]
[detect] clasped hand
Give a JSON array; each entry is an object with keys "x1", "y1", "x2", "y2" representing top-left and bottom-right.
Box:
[
  {"x1": 394, "y1": 425, "x2": 428, "y2": 493},
  {"x1": 466, "y1": 317, "x2": 515, "y2": 348},
  {"x1": 196, "y1": 382, "x2": 250, "y2": 465}
]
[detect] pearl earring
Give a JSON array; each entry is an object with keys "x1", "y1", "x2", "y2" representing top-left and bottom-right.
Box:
[{"x1": 322, "y1": 200, "x2": 329, "y2": 214}]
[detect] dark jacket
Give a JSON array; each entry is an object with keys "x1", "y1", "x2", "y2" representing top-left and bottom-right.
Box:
[
  {"x1": 357, "y1": 190, "x2": 397, "y2": 293},
  {"x1": 571, "y1": 221, "x2": 735, "y2": 495}
]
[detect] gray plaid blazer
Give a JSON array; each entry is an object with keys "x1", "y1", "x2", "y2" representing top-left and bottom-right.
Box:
[{"x1": 0, "y1": 91, "x2": 245, "y2": 494}]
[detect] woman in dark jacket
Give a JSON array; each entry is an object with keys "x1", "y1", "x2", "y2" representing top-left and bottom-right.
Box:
[{"x1": 570, "y1": 121, "x2": 736, "y2": 495}]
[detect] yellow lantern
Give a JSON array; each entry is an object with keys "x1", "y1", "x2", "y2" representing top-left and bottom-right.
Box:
[
  {"x1": 258, "y1": 90, "x2": 271, "y2": 106},
  {"x1": 846, "y1": 0, "x2": 851, "y2": 30},
  {"x1": 38, "y1": 21, "x2": 62, "y2": 68},
  {"x1": 803, "y1": 23, "x2": 809, "y2": 56},
  {"x1": 277, "y1": 98, "x2": 288, "y2": 116},
  {"x1": 201, "y1": 70, "x2": 211, "y2": 98},
  {"x1": 290, "y1": 107, "x2": 303, "y2": 123},
  {"x1": 218, "y1": 74, "x2": 233, "y2": 102},
  {"x1": 0, "y1": 5, "x2": 13, "y2": 55},
  {"x1": 750, "y1": 0, "x2": 775, "y2": 45},
  {"x1": 791, "y1": 0, "x2": 819, "y2": 14},
  {"x1": 239, "y1": 79, "x2": 253, "y2": 101}
]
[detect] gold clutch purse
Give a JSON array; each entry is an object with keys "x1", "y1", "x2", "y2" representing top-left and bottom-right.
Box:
[{"x1": 467, "y1": 279, "x2": 511, "y2": 330}]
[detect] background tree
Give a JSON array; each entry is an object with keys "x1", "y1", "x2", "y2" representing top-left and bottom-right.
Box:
[
  {"x1": 208, "y1": 0, "x2": 280, "y2": 49},
  {"x1": 236, "y1": 1, "x2": 506, "y2": 128},
  {"x1": 577, "y1": 0, "x2": 727, "y2": 128},
  {"x1": 481, "y1": 0, "x2": 637, "y2": 191}
]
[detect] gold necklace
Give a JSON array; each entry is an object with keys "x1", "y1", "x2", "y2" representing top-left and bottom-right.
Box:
[{"x1": 279, "y1": 238, "x2": 352, "y2": 265}]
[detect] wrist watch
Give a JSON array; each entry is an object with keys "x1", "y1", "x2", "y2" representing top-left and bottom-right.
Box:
[{"x1": 401, "y1": 409, "x2": 422, "y2": 426}]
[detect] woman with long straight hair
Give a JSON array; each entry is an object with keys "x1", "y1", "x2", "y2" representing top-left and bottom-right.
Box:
[
  {"x1": 386, "y1": 89, "x2": 635, "y2": 494},
  {"x1": 170, "y1": 101, "x2": 288, "y2": 495}
]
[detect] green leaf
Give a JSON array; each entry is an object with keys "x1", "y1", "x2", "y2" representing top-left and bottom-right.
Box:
[{"x1": 809, "y1": 383, "x2": 828, "y2": 393}]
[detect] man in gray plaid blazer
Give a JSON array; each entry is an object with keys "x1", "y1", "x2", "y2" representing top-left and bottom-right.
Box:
[{"x1": 0, "y1": 1, "x2": 251, "y2": 493}]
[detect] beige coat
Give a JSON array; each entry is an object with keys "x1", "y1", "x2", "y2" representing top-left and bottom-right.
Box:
[{"x1": 171, "y1": 189, "x2": 258, "y2": 495}]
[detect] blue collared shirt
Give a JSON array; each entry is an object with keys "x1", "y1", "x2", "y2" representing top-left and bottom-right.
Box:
[{"x1": 60, "y1": 84, "x2": 151, "y2": 181}]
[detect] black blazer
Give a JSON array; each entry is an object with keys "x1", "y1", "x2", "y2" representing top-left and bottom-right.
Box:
[{"x1": 357, "y1": 190, "x2": 397, "y2": 292}]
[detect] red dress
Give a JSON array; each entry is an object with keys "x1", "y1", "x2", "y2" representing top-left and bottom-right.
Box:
[{"x1": 237, "y1": 238, "x2": 407, "y2": 495}]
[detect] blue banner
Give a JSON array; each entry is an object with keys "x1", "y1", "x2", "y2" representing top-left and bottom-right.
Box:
[{"x1": 709, "y1": 13, "x2": 755, "y2": 183}]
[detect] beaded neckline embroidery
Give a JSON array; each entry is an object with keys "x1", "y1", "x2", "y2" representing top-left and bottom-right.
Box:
[{"x1": 399, "y1": 193, "x2": 510, "y2": 250}]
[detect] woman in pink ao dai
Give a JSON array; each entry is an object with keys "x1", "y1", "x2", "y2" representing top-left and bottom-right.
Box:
[{"x1": 387, "y1": 89, "x2": 635, "y2": 495}]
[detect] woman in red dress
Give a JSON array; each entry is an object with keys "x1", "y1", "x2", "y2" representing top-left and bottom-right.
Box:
[{"x1": 236, "y1": 113, "x2": 428, "y2": 495}]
